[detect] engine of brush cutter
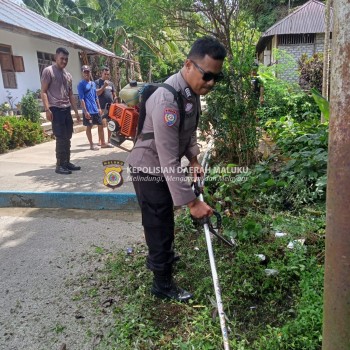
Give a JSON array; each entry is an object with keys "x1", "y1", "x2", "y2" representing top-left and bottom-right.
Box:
[
  {"x1": 107, "y1": 103, "x2": 139, "y2": 146},
  {"x1": 107, "y1": 81, "x2": 144, "y2": 148}
]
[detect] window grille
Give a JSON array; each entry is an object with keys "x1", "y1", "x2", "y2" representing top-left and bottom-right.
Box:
[
  {"x1": 37, "y1": 51, "x2": 55, "y2": 76},
  {"x1": 278, "y1": 34, "x2": 315, "y2": 46}
]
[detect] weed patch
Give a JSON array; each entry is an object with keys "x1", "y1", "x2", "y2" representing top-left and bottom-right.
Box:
[{"x1": 74, "y1": 209, "x2": 324, "y2": 349}]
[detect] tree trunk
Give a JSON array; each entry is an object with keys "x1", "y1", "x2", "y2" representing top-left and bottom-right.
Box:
[
  {"x1": 135, "y1": 61, "x2": 142, "y2": 82},
  {"x1": 322, "y1": 0, "x2": 350, "y2": 348},
  {"x1": 321, "y1": 0, "x2": 332, "y2": 122},
  {"x1": 109, "y1": 58, "x2": 120, "y2": 96},
  {"x1": 148, "y1": 59, "x2": 153, "y2": 82},
  {"x1": 112, "y1": 59, "x2": 122, "y2": 96}
]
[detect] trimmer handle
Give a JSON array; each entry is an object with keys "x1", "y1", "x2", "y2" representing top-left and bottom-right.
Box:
[{"x1": 212, "y1": 211, "x2": 222, "y2": 230}]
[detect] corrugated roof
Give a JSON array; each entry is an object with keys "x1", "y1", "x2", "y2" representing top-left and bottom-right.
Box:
[
  {"x1": 0, "y1": 0, "x2": 121, "y2": 59},
  {"x1": 262, "y1": 0, "x2": 333, "y2": 37}
]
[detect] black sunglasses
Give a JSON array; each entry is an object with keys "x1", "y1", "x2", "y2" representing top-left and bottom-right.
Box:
[{"x1": 190, "y1": 59, "x2": 224, "y2": 82}]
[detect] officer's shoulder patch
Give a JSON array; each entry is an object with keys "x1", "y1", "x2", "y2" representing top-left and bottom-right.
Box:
[{"x1": 163, "y1": 108, "x2": 178, "y2": 127}]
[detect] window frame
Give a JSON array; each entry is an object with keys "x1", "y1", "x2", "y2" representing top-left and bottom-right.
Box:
[
  {"x1": 37, "y1": 51, "x2": 55, "y2": 77},
  {"x1": 0, "y1": 44, "x2": 17, "y2": 89}
]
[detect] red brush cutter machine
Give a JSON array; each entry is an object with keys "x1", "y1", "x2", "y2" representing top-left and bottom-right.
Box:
[{"x1": 106, "y1": 81, "x2": 145, "y2": 148}]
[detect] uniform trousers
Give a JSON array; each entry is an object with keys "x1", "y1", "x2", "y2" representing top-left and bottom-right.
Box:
[
  {"x1": 131, "y1": 171, "x2": 175, "y2": 273},
  {"x1": 50, "y1": 107, "x2": 73, "y2": 166}
]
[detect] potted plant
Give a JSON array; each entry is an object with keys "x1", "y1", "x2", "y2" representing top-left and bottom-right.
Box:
[
  {"x1": 0, "y1": 102, "x2": 11, "y2": 116},
  {"x1": 5, "y1": 91, "x2": 18, "y2": 116}
]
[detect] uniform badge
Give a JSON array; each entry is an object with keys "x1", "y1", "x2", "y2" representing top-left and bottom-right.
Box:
[
  {"x1": 102, "y1": 160, "x2": 124, "y2": 189},
  {"x1": 185, "y1": 103, "x2": 193, "y2": 112},
  {"x1": 164, "y1": 109, "x2": 178, "y2": 127},
  {"x1": 184, "y1": 87, "x2": 192, "y2": 99}
]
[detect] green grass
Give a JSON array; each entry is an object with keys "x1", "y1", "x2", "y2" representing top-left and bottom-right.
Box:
[
  {"x1": 75, "y1": 207, "x2": 325, "y2": 350},
  {"x1": 52, "y1": 323, "x2": 66, "y2": 334}
]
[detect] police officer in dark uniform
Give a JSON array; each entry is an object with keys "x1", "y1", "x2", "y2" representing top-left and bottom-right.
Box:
[{"x1": 127, "y1": 36, "x2": 226, "y2": 302}]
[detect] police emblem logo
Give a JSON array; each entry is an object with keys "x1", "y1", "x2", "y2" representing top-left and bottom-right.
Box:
[
  {"x1": 102, "y1": 160, "x2": 124, "y2": 189},
  {"x1": 163, "y1": 109, "x2": 178, "y2": 127}
]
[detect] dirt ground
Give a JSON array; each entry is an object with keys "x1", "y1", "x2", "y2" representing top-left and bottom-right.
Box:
[{"x1": 0, "y1": 208, "x2": 143, "y2": 350}]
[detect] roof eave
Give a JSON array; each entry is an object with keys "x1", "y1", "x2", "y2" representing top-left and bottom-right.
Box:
[
  {"x1": 256, "y1": 35, "x2": 273, "y2": 54},
  {"x1": 0, "y1": 21, "x2": 126, "y2": 60}
]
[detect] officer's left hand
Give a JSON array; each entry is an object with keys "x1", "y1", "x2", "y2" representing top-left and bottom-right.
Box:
[{"x1": 98, "y1": 109, "x2": 102, "y2": 116}]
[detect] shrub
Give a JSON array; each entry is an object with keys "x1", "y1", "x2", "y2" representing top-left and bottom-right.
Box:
[
  {"x1": 205, "y1": 117, "x2": 328, "y2": 212},
  {"x1": 0, "y1": 117, "x2": 44, "y2": 153},
  {"x1": 257, "y1": 70, "x2": 320, "y2": 125},
  {"x1": 0, "y1": 118, "x2": 12, "y2": 153},
  {"x1": 298, "y1": 53, "x2": 324, "y2": 92},
  {"x1": 20, "y1": 90, "x2": 41, "y2": 123}
]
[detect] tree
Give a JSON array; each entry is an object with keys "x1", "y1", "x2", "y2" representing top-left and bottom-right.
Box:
[
  {"x1": 23, "y1": 0, "x2": 86, "y2": 31},
  {"x1": 151, "y1": 0, "x2": 260, "y2": 165},
  {"x1": 321, "y1": 0, "x2": 332, "y2": 123},
  {"x1": 322, "y1": 0, "x2": 350, "y2": 348}
]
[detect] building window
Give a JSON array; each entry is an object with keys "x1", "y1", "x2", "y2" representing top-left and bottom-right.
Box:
[
  {"x1": 278, "y1": 34, "x2": 315, "y2": 46},
  {"x1": 0, "y1": 44, "x2": 17, "y2": 89},
  {"x1": 37, "y1": 51, "x2": 55, "y2": 76}
]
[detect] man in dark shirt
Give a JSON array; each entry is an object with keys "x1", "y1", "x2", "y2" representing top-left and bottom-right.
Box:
[{"x1": 95, "y1": 67, "x2": 116, "y2": 146}]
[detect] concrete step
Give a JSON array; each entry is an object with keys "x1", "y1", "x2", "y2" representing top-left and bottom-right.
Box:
[
  {"x1": 42, "y1": 122, "x2": 94, "y2": 135},
  {"x1": 41, "y1": 110, "x2": 90, "y2": 135}
]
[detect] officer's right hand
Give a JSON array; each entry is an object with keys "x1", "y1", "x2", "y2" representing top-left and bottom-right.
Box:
[{"x1": 187, "y1": 199, "x2": 213, "y2": 219}]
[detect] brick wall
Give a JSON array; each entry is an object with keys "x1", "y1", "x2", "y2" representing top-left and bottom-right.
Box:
[
  {"x1": 315, "y1": 33, "x2": 325, "y2": 53},
  {"x1": 278, "y1": 44, "x2": 315, "y2": 82},
  {"x1": 277, "y1": 33, "x2": 329, "y2": 82}
]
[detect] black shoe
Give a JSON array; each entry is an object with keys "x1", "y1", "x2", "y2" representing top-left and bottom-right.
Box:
[
  {"x1": 151, "y1": 278, "x2": 193, "y2": 302},
  {"x1": 66, "y1": 162, "x2": 81, "y2": 171},
  {"x1": 55, "y1": 166, "x2": 72, "y2": 175}
]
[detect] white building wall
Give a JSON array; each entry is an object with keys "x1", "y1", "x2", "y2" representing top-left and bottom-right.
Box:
[{"x1": 0, "y1": 30, "x2": 83, "y2": 104}]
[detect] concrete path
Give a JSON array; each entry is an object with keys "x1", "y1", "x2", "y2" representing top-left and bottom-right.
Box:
[
  {"x1": 0, "y1": 207, "x2": 143, "y2": 350},
  {"x1": 0, "y1": 128, "x2": 135, "y2": 193},
  {"x1": 0, "y1": 128, "x2": 138, "y2": 210}
]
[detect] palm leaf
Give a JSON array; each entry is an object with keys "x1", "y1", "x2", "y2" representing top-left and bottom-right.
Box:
[{"x1": 311, "y1": 88, "x2": 330, "y2": 121}]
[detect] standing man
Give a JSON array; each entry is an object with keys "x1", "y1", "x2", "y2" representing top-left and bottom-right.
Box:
[
  {"x1": 77, "y1": 65, "x2": 113, "y2": 150},
  {"x1": 95, "y1": 66, "x2": 116, "y2": 146},
  {"x1": 127, "y1": 36, "x2": 227, "y2": 302},
  {"x1": 41, "y1": 47, "x2": 81, "y2": 175}
]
